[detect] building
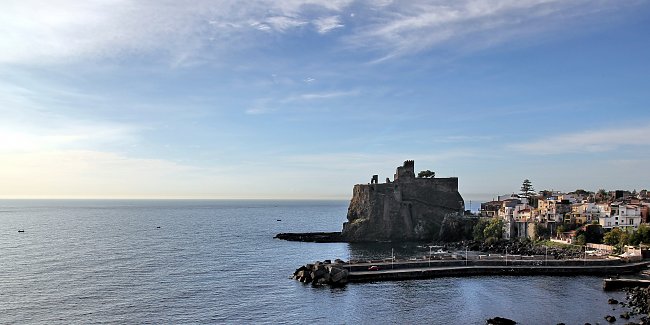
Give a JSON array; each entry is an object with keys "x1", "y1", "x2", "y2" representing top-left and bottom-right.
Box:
[
  {"x1": 570, "y1": 203, "x2": 609, "y2": 225},
  {"x1": 599, "y1": 202, "x2": 642, "y2": 230},
  {"x1": 498, "y1": 198, "x2": 535, "y2": 240}
]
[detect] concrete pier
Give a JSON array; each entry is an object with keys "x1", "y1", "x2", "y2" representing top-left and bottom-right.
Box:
[
  {"x1": 603, "y1": 278, "x2": 650, "y2": 291},
  {"x1": 341, "y1": 260, "x2": 650, "y2": 283}
]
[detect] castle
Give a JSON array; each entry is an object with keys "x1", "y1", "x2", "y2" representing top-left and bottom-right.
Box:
[{"x1": 342, "y1": 161, "x2": 465, "y2": 241}]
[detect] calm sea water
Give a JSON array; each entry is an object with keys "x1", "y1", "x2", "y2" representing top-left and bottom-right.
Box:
[{"x1": 0, "y1": 200, "x2": 630, "y2": 324}]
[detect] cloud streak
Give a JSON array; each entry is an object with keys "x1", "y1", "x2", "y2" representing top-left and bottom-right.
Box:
[
  {"x1": 347, "y1": 0, "x2": 639, "y2": 61},
  {"x1": 284, "y1": 90, "x2": 359, "y2": 101},
  {"x1": 0, "y1": 0, "x2": 640, "y2": 64},
  {"x1": 508, "y1": 124, "x2": 650, "y2": 155}
]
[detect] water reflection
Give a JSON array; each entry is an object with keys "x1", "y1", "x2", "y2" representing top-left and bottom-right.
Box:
[{"x1": 346, "y1": 242, "x2": 437, "y2": 261}]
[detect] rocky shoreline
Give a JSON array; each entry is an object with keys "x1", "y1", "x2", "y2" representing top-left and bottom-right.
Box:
[
  {"x1": 624, "y1": 287, "x2": 650, "y2": 323},
  {"x1": 274, "y1": 232, "x2": 344, "y2": 243}
]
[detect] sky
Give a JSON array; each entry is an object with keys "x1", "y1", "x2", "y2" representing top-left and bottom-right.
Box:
[{"x1": 1, "y1": 0, "x2": 649, "y2": 204}]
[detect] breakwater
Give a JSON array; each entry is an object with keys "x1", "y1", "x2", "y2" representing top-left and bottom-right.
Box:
[
  {"x1": 348, "y1": 262, "x2": 650, "y2": 282},
  {"x1": 603, "y1": 278, "x2": 650, "y2": 291},
  {"x1": 293, "y1": 258, "x2": 650, "y2": 285}
]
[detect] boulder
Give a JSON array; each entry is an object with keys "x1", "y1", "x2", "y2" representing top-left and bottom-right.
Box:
[
  {"x1": 486, "y1": 316, "x2": 517, "y2": 325},
  {"x1": 292, "y1": 261, "x2": 349, "y2": 286}
]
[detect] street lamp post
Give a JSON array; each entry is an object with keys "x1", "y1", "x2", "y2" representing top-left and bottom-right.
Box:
[{"x1": 545, "y1": 246, "x2": 548, "y2": 266}]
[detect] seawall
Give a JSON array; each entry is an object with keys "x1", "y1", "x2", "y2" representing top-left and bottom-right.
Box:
[{"x1": 347, "y1": 262, "x2": 650, "y2": 282}]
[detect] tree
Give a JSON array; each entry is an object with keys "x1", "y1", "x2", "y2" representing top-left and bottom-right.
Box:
[
  {"x1": 483, "y1": 218, "x2": 504, "y2": 241},
  {"x1": 472, "y1": 218, "x2": 490, "y2": 241},
  {"x1": 604, "y1": 228, "x2": 623, "y2": 246},
  {"x1": 417, "y1": 170, "x2": 435, "y2": 178},
  {"x1": 583, "y1": 224, "x2": 603, "y2": 244},
  {"x1": 572, "y1": 189, "x2": 590, "y2": 196},
  {"x1": 596, "y1": 189, "x2": 608, "y2": 203},
  {"x1": 520, "y1": 179, "x2": 535, "y2": 198},
  {"x1": 534, "y1": 224, "x2": 550, "y2": 239},
  {"x1": 625, "y1": 224, "x2": 650, "y2": 246}
]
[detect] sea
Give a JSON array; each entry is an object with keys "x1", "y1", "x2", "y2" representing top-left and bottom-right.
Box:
[{"x1": 0, "y1": 199, "x2": 632, "y2": 324}]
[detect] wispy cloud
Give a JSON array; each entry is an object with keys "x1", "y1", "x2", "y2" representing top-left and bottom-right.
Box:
[
  {"x1": 252, "y1": 16, "x2": 308, "y2": 32},
  {"x1": 346, "y1": 0, "x2": 639, "y2": 60},
  {"x1": 245, "y1": 97, "x2": 275, "y2": 115},
  {"x1": 509, "y1": 124, "x2": 650, "y2": 155},
  {"x1": 435, "y1": 135, "x2": 496, "y2": 143},
  {"x1": 246, "y1": 90, "x2": 359, "y2": 115},
  {"x1": 0, "y1": 0, "x2": 352, "y2": 64},
  {"x1": 0, "y1": 77, "x2": 138, "y2": 152},
  {"x1": 284, "y1": 90, "x2": 359, "y2": 101},
  {"x1": 0, "y1": 0, "x2": 639, "y2": 65},
  {"x1": 313, "y1": 15, "x2": 344, "y2": 34},
  {"x1": 0, "y1": 123, "x2": 135, "y2": 153}
]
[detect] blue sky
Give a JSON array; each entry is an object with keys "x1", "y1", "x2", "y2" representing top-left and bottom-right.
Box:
[{"x1": 1, "y1": 1, "x2": 649, "y2": 203}]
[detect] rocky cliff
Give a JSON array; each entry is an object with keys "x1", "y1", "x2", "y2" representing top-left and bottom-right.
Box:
[{"x1": 341, "y1": 160, "x2": 465, "y2": 242}]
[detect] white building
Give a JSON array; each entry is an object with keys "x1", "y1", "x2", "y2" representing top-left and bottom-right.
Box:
[
  {"x1": 570, "y1": 203, "x2": 609, "y2": 224},
  {"x1": 498, "y1": 200, "x2": 534, "y2": 239},
  {"x1": 599, "y1": 202, "x2": 642, "y2": 230}
]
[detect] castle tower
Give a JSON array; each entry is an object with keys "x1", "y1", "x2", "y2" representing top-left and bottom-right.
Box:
[{"x1": 394, "y1": 160, "x2": 415, "y2": 181}]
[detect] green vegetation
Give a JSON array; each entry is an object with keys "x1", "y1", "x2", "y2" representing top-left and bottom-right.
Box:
[
  {"x1": 534, "y1": 223, "x2": 550, "y2": 239},
  {"x1": 542, "y1": 240, "x2": 571, "y2": 248},
  {"x1": 603, "y1": 228, "x2": 623, "y2": 245},
  {"x1": 599, "y1": 225, "x2": 650, "y2": 253},
  {"x1": 520, "y1": 179, "x2": 535, "y2": 197},
  {"x1": 417, "y1": 170, "x2": 435, "y2": 178},
  {"x1": 575, "y1": 224, "x2": 603, "y2": 244},
  {"x1": 472, "y1": 217, "x2": 503, "y2": 242}
]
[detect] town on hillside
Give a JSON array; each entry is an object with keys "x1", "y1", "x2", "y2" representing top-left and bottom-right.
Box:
[{"x1": 479, "y1": 180, "x2": 650, "y2": 246}]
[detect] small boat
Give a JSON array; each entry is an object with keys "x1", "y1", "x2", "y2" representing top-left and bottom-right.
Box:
[{"x1": 18, "y1": 229, "x2": 25, "y2": 233}]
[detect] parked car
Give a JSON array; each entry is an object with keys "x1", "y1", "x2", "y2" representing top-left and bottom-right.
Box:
[{"x1": 368, "y1": 265, "x2": 380, "y2": 271}]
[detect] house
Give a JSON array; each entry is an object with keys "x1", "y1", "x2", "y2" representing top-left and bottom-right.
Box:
[
  {"x1": 537, "y1": 197, "x2": 571, "y2": 223},
  {"x1": 479, "y1": 200, "x2": 501, "y2": 218},
  {"x1": 599, "y1": 202, "x2": 642, "y2": 230},
  {"x1": 570, "y1": 203, "x2": 609, "y2": 225},
  {"x1": 498, "y1": 198, "x2": 535, "y2": 240}
]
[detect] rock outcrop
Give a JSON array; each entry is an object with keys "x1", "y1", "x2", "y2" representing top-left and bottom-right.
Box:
[
  {"x1": 341, "y1": 160, "x2": 465, "y2": 242},
  {"x1": 274, "y1": 232, "x2": 344, "y2": 242},
  {"x1": 292, "y1": 260, "x2": 349, "y2": 286},
  {"x1": 486, "y1": 317, "x2": 517, "y2": 325}
]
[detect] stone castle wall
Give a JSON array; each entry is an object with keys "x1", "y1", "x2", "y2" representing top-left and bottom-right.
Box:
[{"x1": 341, "y1": 161, "x2": 465, "y2": 242}]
